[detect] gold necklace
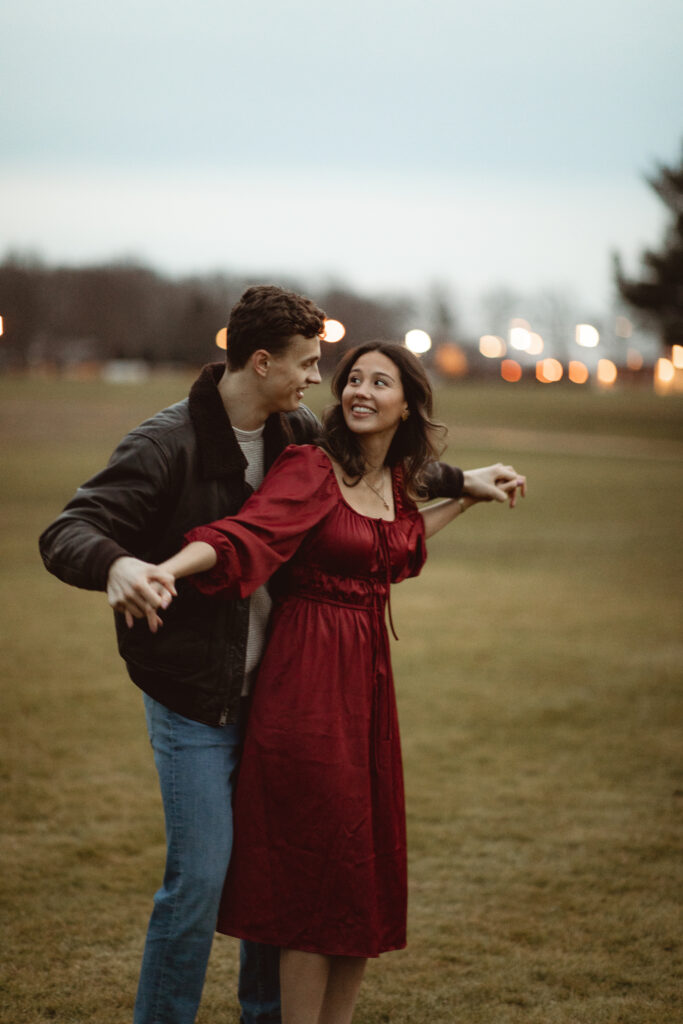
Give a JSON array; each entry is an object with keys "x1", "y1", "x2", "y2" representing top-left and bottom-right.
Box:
[{"x1": 362, "y1": 467, "x2": 390, "y2": 510}]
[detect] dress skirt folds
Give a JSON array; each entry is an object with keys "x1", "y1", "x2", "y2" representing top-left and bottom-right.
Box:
[{"x1": 185, "y1": 445, "x2": 427, "y2": 958}]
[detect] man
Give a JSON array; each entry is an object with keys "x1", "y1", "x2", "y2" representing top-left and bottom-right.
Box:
[{"x1": 39, "y1": 284, "x2": 522, "y2": 1024}]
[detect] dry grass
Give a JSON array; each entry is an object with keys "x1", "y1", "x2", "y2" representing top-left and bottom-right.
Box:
[{"x1": 1, "y1": 374, "x2": 682, "y2": 1023}]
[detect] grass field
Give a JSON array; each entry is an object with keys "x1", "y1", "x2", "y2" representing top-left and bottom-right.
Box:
[{"x1": 1, "y1": 373, "x2": 682, "y2": 1024}]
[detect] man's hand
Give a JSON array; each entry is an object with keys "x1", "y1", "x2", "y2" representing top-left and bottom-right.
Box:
[
  {"x1": 462, "y1": 464, "x2": 527, "y2": 508},
  {"x1": 107, "y1": 556, "x2": 177, "y2": 633}
]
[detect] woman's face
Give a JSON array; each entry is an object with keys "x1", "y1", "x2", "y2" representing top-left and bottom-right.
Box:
[{"x1": 341, "y1": 351, "x2": 409, "y2": 442}]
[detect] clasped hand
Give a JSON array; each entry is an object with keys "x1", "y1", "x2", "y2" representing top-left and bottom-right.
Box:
[
  {"x1": 107, "y1": 556, "x2": 178, "y2": 633},
  {"x1": 463, "y1": 464, "x2": 527, "y2": 508}
]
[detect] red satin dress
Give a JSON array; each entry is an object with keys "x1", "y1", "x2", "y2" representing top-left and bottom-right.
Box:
[{"x1": 185, "y1": 444, "x2": 427, "y2": 958}]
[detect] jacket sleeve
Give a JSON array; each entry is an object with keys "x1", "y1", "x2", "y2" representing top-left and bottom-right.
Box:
[
  {"x1": 38, "y1": 431, "x2": 173, "y2": 591},
  {"x1": 421, "y1": 460, "x2": 464, "y2": 500},
  {"x1": 185, "y1": 445, "x2": 337, "y2": 599}
]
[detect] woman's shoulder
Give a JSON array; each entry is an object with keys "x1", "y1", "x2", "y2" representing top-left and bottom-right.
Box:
[
  {"x1": 279, "y1": 443, "x2": 334, "y2": 471},
  {"x1": 269, "y1": 444, "x2": 338, "y2": 492},
  {"x1": 247, "y1": 444, "x2": 338, "y2": 512}
]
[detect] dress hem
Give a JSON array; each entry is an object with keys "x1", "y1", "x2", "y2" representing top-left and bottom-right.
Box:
[{"x1": 215, "y1": 923, "x2": 407, "y2": 960}]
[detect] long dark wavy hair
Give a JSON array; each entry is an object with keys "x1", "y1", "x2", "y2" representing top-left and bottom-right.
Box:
[{"x1": 319, "y1": 342, "x2": 446, "y2": 499}]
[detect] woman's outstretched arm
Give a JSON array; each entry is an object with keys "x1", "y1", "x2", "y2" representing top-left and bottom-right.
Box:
[
  {"x1": 159, "y1": 540, "x2": 217, "y2": 580},
  {"x1": 420, "y1": 468, "x2": 526, "y2": 539},
  {"x1": 420, "y1": 497, "x2": 474, "y2": 539}
]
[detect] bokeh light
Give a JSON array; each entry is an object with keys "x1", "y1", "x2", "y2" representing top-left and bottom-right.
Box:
[
  {"x1": 672, "y1": 345, "x2": 683, "y2": 369},
  {"x1": 215, "y1": 326, "x2": 227, "y2": 350},
  {"x1": 501, "y1": 359, "x2": 522, "y2": 382},
  {"x1": 626, "y1": 349, "x2": 643, "y2": 371},
  {"x1": 509, "y1": 326, "x2": 531, "y2": 351},
  {"x1": 479, "y1": 335, "x2": 506, "y2": 358},
  {"x1": 434, "y1": 343, "x2": 467, "y2": 377},
  {"x1": 656, "y1": 357, "x2": 674, "y2": 384},
  {"x1": 576, "y1": 324, "x2": 600, "y2": 348},
  {"x1": 0, "y1": 315, "x2": 4, "y2": 336},
  {"x1": 508, "y1": 317, "x2": 531, "y2": 351},
  {"x1": 536, "y1": 358, "x2": 563, "y2": 383},
  {"x1": 597, "y1": 358, "x2": 617, "y2": 386},
  {"x1": 527, "y1": 332, "x2": 544, "y2": 356},
  {"x1": 405, "y1": 329, "x2": 432, "y2": 354},
  {"x1": 322, "y1": 319, "x2": 345, "y2": 343},
  {"x1": 568, "y1": 360, "x2": 589, "y2": 384},
  {"x1": 615, "y1": 316, "x2": 632, "y2": 338},
  {"x1": 654, "y1": 358, "x2": 676, "y2": 395}
]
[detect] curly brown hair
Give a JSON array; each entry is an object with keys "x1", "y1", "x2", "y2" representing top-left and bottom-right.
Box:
[
  {"x1": 226, "y1": 285, "x2": 326, "y2": 370},
  {"x1": 319, "y1": 342, "x2": 446, "y2": 499}
]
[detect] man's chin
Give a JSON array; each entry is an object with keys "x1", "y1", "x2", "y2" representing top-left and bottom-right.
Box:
[{"x1": 274, "y1": 395, "x2": 303, "y2": 413}]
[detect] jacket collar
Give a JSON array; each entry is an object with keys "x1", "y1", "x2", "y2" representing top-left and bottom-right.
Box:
[{"x1": 188, "y1": 363, "x2": 292, "y2": 479}]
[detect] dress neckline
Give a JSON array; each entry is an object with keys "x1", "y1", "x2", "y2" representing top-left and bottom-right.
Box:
[{"x1": 316, "y1": 447, "x2": 399, "y2": 524}]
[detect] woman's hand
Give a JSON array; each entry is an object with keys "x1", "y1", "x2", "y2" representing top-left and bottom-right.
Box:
[
  {"x1": 128, "y1": 540, "x2": 218, "y2": 632},
  {"x1": 107, "y1": 557, "x2": 177, "y2": 632},
  {"x1": 421, "y1": 463, "x2": 527, "y2": 539},
  {"x1": 136, "y1": 570, "x2": 179, "y2": 633},
  {"x1": 462, "y1": 464, "x2": 527, "y2": 508}
]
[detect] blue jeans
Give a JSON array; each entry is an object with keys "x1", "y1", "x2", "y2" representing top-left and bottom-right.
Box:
[{"x1": 134, "y1": 694, "x2": 281, "y2": 1024}]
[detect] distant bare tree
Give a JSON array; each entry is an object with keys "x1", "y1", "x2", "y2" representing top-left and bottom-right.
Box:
[
  {"x1": 0, "y1": 256, "x2": 423, "y2": 371},
  {"x1": 0, "y1": 253, "x2": 48, "y2": 368},
  {"x1": 479, "y1": 286, "x2": 523, "y2": 339},
  {"x1": 317, "y1": 285, "x2": 414, "y2": 372},
  {"x1": 527, "y1": 287, "x2": 577, "y2": 360}
]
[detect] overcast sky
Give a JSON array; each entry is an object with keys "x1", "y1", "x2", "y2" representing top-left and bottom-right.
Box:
[{"x1": 1, "y1": 0, "x2": 681, "y2": 325}]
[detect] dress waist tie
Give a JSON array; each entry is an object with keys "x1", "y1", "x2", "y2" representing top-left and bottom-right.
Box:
[{"x1": 371, "y1": 519, "x2": 398, "y2": 773}]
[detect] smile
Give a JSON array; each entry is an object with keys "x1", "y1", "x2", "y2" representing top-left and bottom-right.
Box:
[{"x1": 350, "y1": 404, "x2": 375, "y2": 415}]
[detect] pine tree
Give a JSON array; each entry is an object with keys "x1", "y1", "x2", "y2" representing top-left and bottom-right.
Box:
[{"x1": 614, "y1": 146, "x2": 683, "y2": 349}]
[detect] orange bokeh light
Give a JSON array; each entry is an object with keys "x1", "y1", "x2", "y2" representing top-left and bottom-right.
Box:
[
  {"x1": 568, "y1": 360, "x2": 589, "y2": 384},
  {"x1": 597, "y1": 358, "x2": 617, "y2": 386},
  {"x1": 479, "y1": 334, "x2": 505, "y2": 358},
  {"x1": 656, "y1": 357, "x2": 674, "y2": 383},
  {"x1": 536, "y1": 358, "x2": 563, "y2": 383},
  {"x1": 626, "y1": 349, "x2": 644, "y2": 371},
  {"x1": 527, "y1": 332, "x2": 544, "y2": 356},
  {"x1": 434, "y1": 343, "x2": 468, "y2": 377},
  {"x1": 215, "y1": 327, "x2": 227, "y2": 350},
  {"x1": 501, "y1": 359, "x2": 522, "y2": 383}
]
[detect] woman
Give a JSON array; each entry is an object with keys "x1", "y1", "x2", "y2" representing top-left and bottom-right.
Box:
[{"x1": 145, "y1": 343, "x2": 525, "y2": 1024}]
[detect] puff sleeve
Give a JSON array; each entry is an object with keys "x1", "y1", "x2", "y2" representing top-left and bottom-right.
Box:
[{"x1": 184, "y1": 445, "x2": 338, "y2": 598}]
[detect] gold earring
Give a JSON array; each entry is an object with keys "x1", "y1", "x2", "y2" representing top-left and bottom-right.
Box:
[{"x1": 401, "y1": 409, "x2": 410, "y2": 421}]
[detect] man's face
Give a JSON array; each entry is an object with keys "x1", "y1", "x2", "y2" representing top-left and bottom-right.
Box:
[{"x1": 264, "y1": 333, "x2": 322, "y2": 413}]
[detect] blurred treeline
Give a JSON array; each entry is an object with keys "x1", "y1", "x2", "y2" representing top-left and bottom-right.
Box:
[{"x1": 0, "y1": 254, "x2": 414, "y2": 373}]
